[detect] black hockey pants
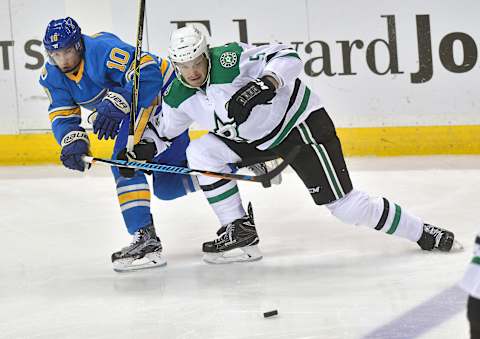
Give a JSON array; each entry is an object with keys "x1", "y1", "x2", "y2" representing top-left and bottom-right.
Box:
[{"x1": 218, "y1": 107, "x2": 353, "y2": 205}]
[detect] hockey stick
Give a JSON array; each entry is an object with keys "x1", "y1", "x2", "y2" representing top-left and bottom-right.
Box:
[
  {"x1": 82, "y1": 146, "x2": 300, "y2": 185},
  {"x1": 127, "y1": 0, "x2": 146, "y2": 152}
]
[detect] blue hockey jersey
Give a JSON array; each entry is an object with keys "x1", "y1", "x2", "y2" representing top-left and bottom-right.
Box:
[{"x1": 39, "y1": 32, "x2": 175, "y2": 144}]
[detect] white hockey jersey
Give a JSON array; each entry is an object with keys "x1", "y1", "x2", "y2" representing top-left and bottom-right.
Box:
[
  {"x1": 459, "y1": 233, "x2": 480, "y2": 298},
  {"x1": 157, "y1": 42, "x2": 323, "y2": 150}
]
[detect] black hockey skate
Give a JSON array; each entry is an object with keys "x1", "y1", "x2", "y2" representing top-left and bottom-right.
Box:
[
  {"x1": 248, "y1": 159, "x2": 283, "y2": 188},
  {"x1": 111, "y1": 222, "x2": 166, "y2": 272},
  {"x1": 417, "y1": 223, "x2": 455, "y2": 252},
  {"x1": 202, "y1": 202, "x2": 263, "y2": 264}
]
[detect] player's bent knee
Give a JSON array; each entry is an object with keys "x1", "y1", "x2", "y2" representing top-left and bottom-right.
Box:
[
  {"x1": 153, "y1": 174, "x2": 189, "y2": 201},
  {"x1": 154, "y1": 190, "x2": 184, "y2": 201},
  {"x1": 154, "y1": 183, "x2": 186, "y2": 200}
]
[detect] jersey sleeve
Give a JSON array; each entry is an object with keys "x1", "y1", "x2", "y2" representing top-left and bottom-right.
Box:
[
  {"x1": 152, "y1": 78, "x2": 196, "y2": 140},
  {"x1": 156, "y1": 102, "x2": 194, "y2": 141},
  {"x1": 87, "y1": 33, "x2": 176, "y2": 143},
  {"x1": 88, "y1": 33, "x2": 165, "y2": 109},
  {"x1": 39, "y1": 65, "x2": 82, "y2": 144},
  {"x1": 238, "y1": 43, "x2": 302, "y2": 88}
]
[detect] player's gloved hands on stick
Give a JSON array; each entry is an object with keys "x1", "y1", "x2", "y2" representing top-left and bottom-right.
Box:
[
  {"x1": 92, "y1": 91, "x2": 130, "y2": 140},
  {"x1": 60, "y1": 129, "x2": 91, "y2": 172},
  {"x1": 227, "y1": 76, "x2": 276, "y2": 125},
  {"x1": 116, "y1": 141, "x2": 157, "y2": 178}
]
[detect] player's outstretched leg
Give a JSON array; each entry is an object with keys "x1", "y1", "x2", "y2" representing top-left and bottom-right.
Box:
[
  {"x1": 417, "y1": 223, "x2": 455, "y2": 251},
  {"x1": 326, "y1": 189, "x2": 457, "y2": 252},
  {"x1": 111, "y1": 220, "x2": 166, "y2": 272},
  {"x1": 202, "y1": 202, "x2": 263, "y2": 264}
]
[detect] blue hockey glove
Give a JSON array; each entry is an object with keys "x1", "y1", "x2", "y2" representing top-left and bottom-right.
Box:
[
  {"x1": 116, "y1": 141, "x2": 157, "y2": 178},
  {"x1": 92, "y1": 91, "x2": 130, "y2": 140},
  {"x1": 60, "y1": 129, "x2": 91, "y2": 172},
  {"x1": 227, "y1": 76, "x2": 276, "y2": 125}
]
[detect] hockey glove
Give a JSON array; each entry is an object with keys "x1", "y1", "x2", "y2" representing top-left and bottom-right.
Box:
[
  {"x1": 227, "y1": 76, "x2": 276, "y2": 125},
  {"x1": 60, "y1": 129, "x2": 91, "y2": 172},
  {"x1": 116, "y1": 141, "x2": 157, "y2": 178},
  {"x1": 92, "y1": 91, "x2": 130, "y2": 140}
]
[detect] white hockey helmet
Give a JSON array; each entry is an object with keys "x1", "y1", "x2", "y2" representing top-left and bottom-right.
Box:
[
  {"x1": 168, "y1": 25, "x2": 210, "y2": 87},
  {"x1": 168, "y1": 25, "x2": 208, "y2": 63}
]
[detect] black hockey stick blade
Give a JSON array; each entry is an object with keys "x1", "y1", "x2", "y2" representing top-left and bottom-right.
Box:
[{"x1": 254, "y1": 145, "x2": 300, "y2": 186}]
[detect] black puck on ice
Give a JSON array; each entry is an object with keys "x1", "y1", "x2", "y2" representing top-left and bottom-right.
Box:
[{"x1": 263, "y1": 310, "x2": 278, "y2": 318}]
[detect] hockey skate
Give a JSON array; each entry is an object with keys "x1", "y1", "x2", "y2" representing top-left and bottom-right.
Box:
[
  {"x1": 111, "y1": 223, "x2": 166, "y2": 272},
  {"x1": 202, "y1": 203, "x2": 263, "y2": 264},
  {"x1": 417, "y1": 223, "x2": 456, "y2": 252},
  {"x1": 248, "y1": 159, "x2": 283, "y2": 188}
]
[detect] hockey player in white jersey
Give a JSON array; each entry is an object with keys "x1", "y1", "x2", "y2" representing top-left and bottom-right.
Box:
[
  {"x1": 154, "y1": 25, "x2": 455, "y2": 264},
  {"x1": 460, "y1": 233, "x2": 480, "y2": 338}
]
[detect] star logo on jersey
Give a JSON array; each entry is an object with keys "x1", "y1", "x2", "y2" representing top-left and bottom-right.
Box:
[
  {"x1": 219, "y1": 52, "x2": 238, "y2": 68},
  {"x1": 213, "y1": 112, "x2": 247, "y2": 142}
]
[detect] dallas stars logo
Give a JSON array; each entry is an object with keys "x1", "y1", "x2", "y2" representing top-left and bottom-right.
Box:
[
  {"x1": 219, "y1": 52, "x2": 238, "y2": 68},
  {"x1": 213, "y1": 112, "x2": 247, "y2": 142}
]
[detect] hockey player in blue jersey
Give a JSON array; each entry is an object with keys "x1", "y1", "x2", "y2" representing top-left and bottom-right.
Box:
[{"x1": 39, "y1": 17, "x2": 199, "y2": 272}]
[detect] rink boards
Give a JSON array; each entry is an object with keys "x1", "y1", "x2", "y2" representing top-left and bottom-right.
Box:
[{"x1": 0, "y1": 0, "x2": 479, "y2": 163}]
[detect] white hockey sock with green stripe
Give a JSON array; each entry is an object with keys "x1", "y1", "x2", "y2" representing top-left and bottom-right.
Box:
[
  {"x1": 200, "y1": 177, "x2": 246, "y2": 225},
  {"x1": 186, "y1": 133, "x2": 246, "y2": 225},
  {"x1": 326, "y1": 189, "x2": 423, "y2": 242}
]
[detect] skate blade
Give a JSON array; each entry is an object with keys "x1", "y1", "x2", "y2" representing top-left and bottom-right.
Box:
[
  {"x1": 203, "y1": 245, "x2": 263, "y2": 264},
  {"x1": 113, "y1": 252, "x2": 167, "y2": 272}
]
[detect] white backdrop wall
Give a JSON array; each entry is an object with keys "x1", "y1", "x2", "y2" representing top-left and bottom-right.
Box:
[{"x1": 0, "y1": 0, "x2": 479, "y2": 134}]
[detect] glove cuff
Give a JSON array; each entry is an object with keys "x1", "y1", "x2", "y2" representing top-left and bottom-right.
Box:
[
  {"x1": 61, "y1": 130, "x2": 90, "y2": 147},
  {"x1": 261, "y1": 71, "x2": 282, "y2": 89},
  {"x1": 104, "y1": 91, "x2": 130, "y2": 114}
]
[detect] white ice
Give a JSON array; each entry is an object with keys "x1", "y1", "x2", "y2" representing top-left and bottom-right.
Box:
[{"x1": 0, "y1": 156, "x2": 478, "y2": 339}]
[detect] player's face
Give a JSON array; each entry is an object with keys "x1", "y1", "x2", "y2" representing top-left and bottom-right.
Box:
[
  {"x1": 48, "y1": 45, "x2": 82, "y2": 73},
  {"x1": 176, "y1": 54, "x2": 208, "y2": 87}
]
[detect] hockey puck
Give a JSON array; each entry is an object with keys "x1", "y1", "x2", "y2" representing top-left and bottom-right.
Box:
[{"x1": 263, "y1": 310, "x2": 278, "y2": 318}]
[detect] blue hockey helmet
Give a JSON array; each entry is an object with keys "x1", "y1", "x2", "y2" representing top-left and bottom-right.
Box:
[{"x1": 43, "y1": 17, "x2": 82, "y2": 51}]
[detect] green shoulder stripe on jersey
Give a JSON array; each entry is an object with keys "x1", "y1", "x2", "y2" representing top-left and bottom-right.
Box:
[
  {"x1": 209, "y1": 42, "x2": 243, "y2": 85},
  {"x1": 472, "y1": 256, "x2": 480, "y2": 265},
  {"x1": 163, "y1": 78, "x2": 198, "y2": 109}
]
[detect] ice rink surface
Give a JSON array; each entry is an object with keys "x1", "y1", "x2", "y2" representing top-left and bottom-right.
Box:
[{"x1": 1, "y1": 156, "x2": 479, "y2": 339}]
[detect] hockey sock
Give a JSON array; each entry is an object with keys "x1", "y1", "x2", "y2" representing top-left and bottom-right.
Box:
[{"x1": 326, "y1": 189, "x2": 423, "y2": 242}]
